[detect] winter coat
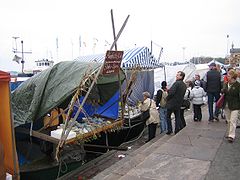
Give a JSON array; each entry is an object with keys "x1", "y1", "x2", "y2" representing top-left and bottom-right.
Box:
[
  {"x1": 190, "y1": 86, "x2": 206, "y2": 105},
  {"x1": 140, "y1": 98, "x2": 159, "y2": 125},
  {"x1": 206, "y1": 69, "x2": 221, "y2": 93},
  {"x1": 166, "y1": 80, "x2": 187, "y2": 110},
  {"x1": 222, "y1": 81, "x2": 240, "y2": 110}
]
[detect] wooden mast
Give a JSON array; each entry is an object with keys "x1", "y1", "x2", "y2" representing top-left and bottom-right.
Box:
[{"x1": 55, "y1": 13, "x2": 130, "y2": 161}]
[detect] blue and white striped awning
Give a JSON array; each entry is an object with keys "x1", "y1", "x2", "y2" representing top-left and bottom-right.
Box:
[{"x1": 74, "y1": 47, "x2": 163, "y2": 69}]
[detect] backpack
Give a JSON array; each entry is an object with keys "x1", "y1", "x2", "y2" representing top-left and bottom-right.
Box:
[{"x1": 160, "y1": 89, "x2": 168, "y2": 107}]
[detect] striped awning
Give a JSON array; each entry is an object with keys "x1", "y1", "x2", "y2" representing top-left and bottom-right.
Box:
[{"x1": 74, "y1": 47, "x2": 163, "y2": 69}]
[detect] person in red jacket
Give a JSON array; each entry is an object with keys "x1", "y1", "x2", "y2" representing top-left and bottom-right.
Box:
[{"x1": 223, "y1": 67, "x2": 234, "y2": 83}]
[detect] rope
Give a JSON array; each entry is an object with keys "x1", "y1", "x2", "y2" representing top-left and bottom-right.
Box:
[
  {"x1": 57, "y1": 159, "x2": 68, "y2": 178},
  {"x1": 121, "y1": 125, "x2": 147, "y2": 146},
  {"x1": 105, "y1": 132, "x2": 109, "y2": 152}
]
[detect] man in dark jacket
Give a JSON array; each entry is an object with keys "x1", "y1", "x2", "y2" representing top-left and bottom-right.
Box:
[
  {"x1": 205, "y1": 62, "x2": 221, "y2": 121},
  {"x1": 166, "y1": 71, "x2": 187, "y2": 134}
]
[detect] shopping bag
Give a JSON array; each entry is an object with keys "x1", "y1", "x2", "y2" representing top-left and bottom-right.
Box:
[{"x1": 216, "y1": 94, "x2": 225, "y2": 109}]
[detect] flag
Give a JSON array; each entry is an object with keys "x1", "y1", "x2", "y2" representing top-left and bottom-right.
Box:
[
  {"x1": 79, "y1": 35, "x2": 81, "y2": 47},
  {"x1": 105, "y1": 40, "x2": 110, "y2": 46},
  {"x1": 56, "y1": 37, "x2": 58, "y2": 48},
  {"x1": 12, "y1": 55, "x2": 21, "y2": 64}
]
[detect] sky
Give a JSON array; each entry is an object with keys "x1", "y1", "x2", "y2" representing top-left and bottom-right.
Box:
[{"x1": 1, "y1": 0, "x2": 240, "y2": 72}]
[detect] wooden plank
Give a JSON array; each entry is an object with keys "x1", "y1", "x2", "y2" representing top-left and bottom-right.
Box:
[{"x1": 16, "y1": 119, "x2": 123, "y2": 145}]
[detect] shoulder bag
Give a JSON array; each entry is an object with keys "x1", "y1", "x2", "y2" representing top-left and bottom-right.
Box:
[{"x1": 141, "y1": 100, "x2": 152, "y2": 121}]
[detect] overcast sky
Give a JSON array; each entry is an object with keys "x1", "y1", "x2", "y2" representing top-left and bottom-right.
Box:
[{"x1": 1, "y1": 0, "x2": 240, "y2": 72}]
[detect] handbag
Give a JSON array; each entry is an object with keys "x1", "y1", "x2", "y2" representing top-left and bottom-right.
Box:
[
  {"x1": 141, "y1": 100, "x2": 152, "y2": 121},
  {"x1": 182, "y1": 99, "x2": 190, "y2": 109},
  {"x1": 182, "y1": 89, "x2": 190, "y2": 109},
  {"x1": 216, "y1": 94, "x2": 225, "y2": 109}
]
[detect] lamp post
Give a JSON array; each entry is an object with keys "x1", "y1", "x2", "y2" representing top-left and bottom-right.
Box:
[
  {"x1": 182, "y1": 47, "x2": 186, "y2": 62},
  {"x1": 226, "y1": 34, "x2": 229, "y2": 57}
]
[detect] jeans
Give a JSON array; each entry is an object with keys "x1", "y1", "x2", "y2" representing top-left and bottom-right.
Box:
[
  {"x1": 159, "y1": 107, "x2": 168, "y2": 133},
  {"x1": 207, "y1": 92, "x2": 220, "y2": 120},
  {"x1": 167, "y1": 109, "x2": 181, "y2": 134}
]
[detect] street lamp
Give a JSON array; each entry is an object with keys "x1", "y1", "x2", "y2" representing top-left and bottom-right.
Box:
[
  {"x1": 226, "y1": 34, "x2": 229, "y2": 57},
  {"x1": 182, "y1": 47, "x2": 186, "y2": 62}
]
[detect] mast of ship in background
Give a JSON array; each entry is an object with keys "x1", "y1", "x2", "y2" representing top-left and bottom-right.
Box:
[{"x1": 12, "y1": 37, "x2": 32, "y2": 73}]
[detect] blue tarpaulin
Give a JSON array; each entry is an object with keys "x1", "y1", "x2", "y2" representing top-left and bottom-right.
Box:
[{"x1": 72, "y1": 91, "x2": 120, "y2": 121}]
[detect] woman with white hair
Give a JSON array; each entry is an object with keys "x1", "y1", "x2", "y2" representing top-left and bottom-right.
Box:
[{"x1": 140, "y1": 91, "x2": 159, "y2": 143}]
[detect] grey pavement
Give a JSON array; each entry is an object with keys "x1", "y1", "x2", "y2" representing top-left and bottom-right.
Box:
[{"x1": 92, "y1": 106, "x2": 240, "y2": 180}]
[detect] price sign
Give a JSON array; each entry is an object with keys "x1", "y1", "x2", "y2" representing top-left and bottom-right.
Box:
[{"x1": 102, "y1": 50, "x2": 123, "y2": 75}]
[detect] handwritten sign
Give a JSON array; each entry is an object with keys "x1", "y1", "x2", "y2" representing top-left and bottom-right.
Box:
[{"x1": 102, "y1": 50, "x2": 123, "y2": 75}]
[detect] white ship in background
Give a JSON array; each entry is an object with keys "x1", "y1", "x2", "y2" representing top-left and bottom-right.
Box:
[
  {"x1": 10, "y1": 59, "x2": 54, "y2": 91},
  {"x1": 32, "y1": 58, "x2": 54, "y2": 74}
]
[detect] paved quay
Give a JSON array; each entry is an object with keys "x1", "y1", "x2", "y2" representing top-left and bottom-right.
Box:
[{"x1": 92, "y1": 106, "x2": 240, "y2": 180}]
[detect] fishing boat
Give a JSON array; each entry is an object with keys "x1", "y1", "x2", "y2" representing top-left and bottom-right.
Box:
[
  {"x1": 9, "y1": 59, "x2": 128, "y2": 178},
  {"x1": 2, "y1": 45, "x2": 161, "y2": 179}
]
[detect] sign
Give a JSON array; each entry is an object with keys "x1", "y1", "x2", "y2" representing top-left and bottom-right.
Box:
[{"x1": 102, "y1": 50, "x2": 123, "y2": 75}]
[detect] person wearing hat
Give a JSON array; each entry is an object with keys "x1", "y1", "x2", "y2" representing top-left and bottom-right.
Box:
[
  {"x1": 190, "y1": 80, "x2": 206, "y2": 121},
  {"x1": 205, "y1": 62, "x2": 221, "y2": 122}
]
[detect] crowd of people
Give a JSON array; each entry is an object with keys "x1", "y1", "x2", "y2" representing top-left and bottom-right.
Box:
[{"x1": 139, "y1": 62, "x2": 240, "y2": 143}]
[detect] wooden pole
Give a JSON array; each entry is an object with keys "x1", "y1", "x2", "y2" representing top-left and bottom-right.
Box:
[
  {"x1": 56, "y1": 14, "x2": 130, "y2": 160},
  {"x1": 110, "y1": 9, "x2": 125, "y2": 121},
  {"x1": 110, "y1": 15, "x2": 130, "y2": 50},
  {"x1": 111, "y1": 9, "x2": 117, "y2": 51}
]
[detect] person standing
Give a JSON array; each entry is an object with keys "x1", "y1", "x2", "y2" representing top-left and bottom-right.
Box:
[
  {"x1": 166, "y1": 71, "x2": 187, "y2": 135},
  {"x1": 222, "y1": 69, "x2": 240, "y2": 143},
  {"x1": 180, "y1": 81, "x2": 191, "y2": 129},
  {"x1": 205, "y1": 62, "x2": 221, "y2": 122},
  {"x1": 190, "y1": 80, "x2": 206, "y2": 121},
  {"x1": 156, "y1": 81, "x2": 168, "y2": 134},
  {"x1": 140, "y1": 92, "x2": 159, "y2": 142}
]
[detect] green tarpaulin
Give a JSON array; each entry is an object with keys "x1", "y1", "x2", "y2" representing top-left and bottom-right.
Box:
[{"x1": 11, "y1": 61, "x2": 125, "y2": 127}]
